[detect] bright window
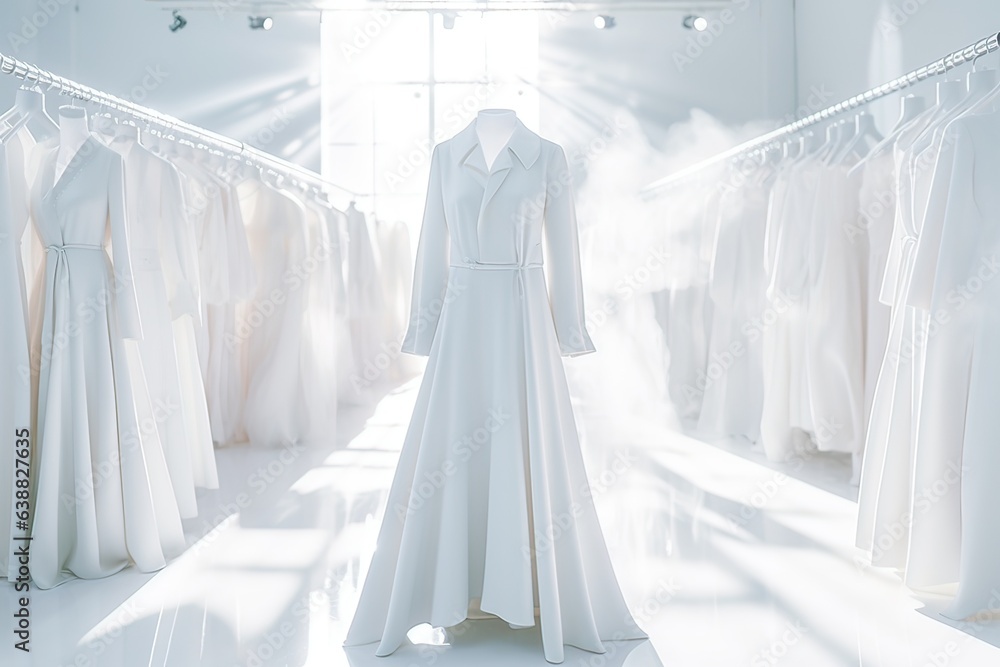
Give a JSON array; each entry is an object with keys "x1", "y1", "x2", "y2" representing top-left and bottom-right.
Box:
[{"x1": 320, "y1": 9, "x2": 540, "y2": 226}]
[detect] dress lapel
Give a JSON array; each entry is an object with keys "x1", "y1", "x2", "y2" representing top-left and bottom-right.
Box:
[{"x1": 478, "y1": 148, "x2": 513, "y2": 224}]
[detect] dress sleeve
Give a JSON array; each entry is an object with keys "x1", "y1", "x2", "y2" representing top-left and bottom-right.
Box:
[
  {"x1": 400, "y1": 144, "x2": 450, "y2": 357},
  {"x1": 108, "y1": 154, "x2": 143, "y2": 340},
  {"x1": 543, "y1": 145, "x2": 596, "y2": 357},
  {"x1": 904, "y1": 125, "x2": 961, "y2": 310},
  {"x1": 161, "y1": 163, "x2": 201, "y2": 320}
]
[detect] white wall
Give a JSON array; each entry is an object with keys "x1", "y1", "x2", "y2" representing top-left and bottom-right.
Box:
[
  {"x1": 539, "y1": 0, "x2": 797, "y2": 152},
  {"x1": 1, "y1": 0, "x2": 797, "y2": 187},
  {"x1": 1, "y1": 0, "x2": 323, "y2": 169},
  {"x1": 794, "y1": 0, "x2": 1000, "y2": 132}
]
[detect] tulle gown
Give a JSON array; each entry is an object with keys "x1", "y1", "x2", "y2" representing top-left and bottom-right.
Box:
[{"x1": 344, "y1": 120, "x2": 647, "y2": 664}]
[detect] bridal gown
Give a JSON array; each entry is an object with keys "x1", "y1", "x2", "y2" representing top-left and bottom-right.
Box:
[
  {"x1": 28, "y1": 137, "x2": 184, "y2": 589},
  {"x1": 344, "y1": 119, "x2": 647, "y2": 663}
]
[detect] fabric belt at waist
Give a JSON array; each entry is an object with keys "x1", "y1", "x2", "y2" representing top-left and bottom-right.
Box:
[
  {"x1": 449, "y1": 259, "x2": 542, "y2": 298},
  {"x1": 45, "y1": 243, "x2": 104, "y2": 256}
]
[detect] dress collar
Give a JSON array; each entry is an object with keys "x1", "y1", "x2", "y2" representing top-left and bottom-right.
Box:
[{"x1": 452, "y1": 116, "x2": 541, "y2": 170}]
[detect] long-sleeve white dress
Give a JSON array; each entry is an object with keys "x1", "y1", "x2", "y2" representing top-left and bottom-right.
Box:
[{"x1": 344, "y1": 119, "x2": 647, "y2": 664}]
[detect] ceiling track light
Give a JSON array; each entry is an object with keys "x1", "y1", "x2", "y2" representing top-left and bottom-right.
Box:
[
  {"x1": 594, "y1": 15, "x2": 616, "y2": 30},
  {"x1": 439, "y1": 11, "x2": 457, "y2": 30},
  {"x1": 169, "y1": 10, "x2": 187, "y2": 32},
  {"x1": 683, "y1": 15, "x2": 708, "y2": 31},
  {"x1": 249, "y1": 15, "x2": 274, "y2": 30}
]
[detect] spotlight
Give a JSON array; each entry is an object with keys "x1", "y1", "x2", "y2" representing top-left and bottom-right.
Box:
[
  {"x1": 249, "y1": 16, "x2": 273, "y2": 30},
  {"x1": 683, "y1": 15, "x2": 708, "y2": 31},
  {"x1": 440, "y1": 11, "x2": 457, "y2": 30},
  {"x1": 169, "y1": 10, "x2": 187, "y2": 32},
  {"x1": 594, "y1": 15, "x2": 616, "y2": 29}
]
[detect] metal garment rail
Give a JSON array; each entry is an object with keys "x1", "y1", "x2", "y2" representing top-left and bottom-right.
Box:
[
  {"x1": 0, "y1": 51, "x2": 356, "y2": 196},
  {"x1": 641, "y1": 29, "x2": 1000, "y2": 197}
]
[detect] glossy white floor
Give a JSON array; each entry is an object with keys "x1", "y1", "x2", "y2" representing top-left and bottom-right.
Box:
[{"x1": 4, "y1": 373, "x2": 1000, "y2": 667}]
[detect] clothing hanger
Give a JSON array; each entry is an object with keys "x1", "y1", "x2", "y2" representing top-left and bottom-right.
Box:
[
  {"x1": 830, "y1": 112, "x2": 884, "y2": 166},
  {"x1": 847, "y1": 95, "x2": 934, "y2": 176}
]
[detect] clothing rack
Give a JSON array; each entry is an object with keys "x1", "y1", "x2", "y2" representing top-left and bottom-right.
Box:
[
  {"x1": 0, "y1": 51, "x2": 357, "y2": 198},
  {"x1": 641, "y1": 29, "x2": 1000, "y2": 197}
]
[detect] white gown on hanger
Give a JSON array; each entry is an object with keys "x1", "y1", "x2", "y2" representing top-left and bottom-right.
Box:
[
  {"x1": 28, "y1": 137, "x2": 184, "y2": 589},
  {"x1": 760, "y1": 160, "x2": 821, "y2": 460},
  {"x1": 237, "y1": 177, "x2": 311, "y2": 446},
  {"x1": 856, "y1": 137, "x2": 925, "y2": 570},
  {"x1": 111, "y1": 135, "x2": 207, "y2": 518},
  {"x1": 344, "y1": 119, "x2": 647, "y2": 664},
  {"x1": 298, "y1": 193, "x2": 340, "y2": 439},
  {"x1": 803, "y1": 161, "x2": 866, "y2": 455},
  {"x1": 344, "y1": 202, "x2": 386, "y2": 400},
  {"x1": 0, "y1": 130, "x2": 31, "y2": 579},
  {"x1": 938, "y1": 112, "x2": 1000, "y2": 619}
]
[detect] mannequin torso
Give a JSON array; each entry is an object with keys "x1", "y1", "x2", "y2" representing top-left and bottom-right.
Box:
[
  {"x1": 476, "y1": 109, "x2": 517, "y2": 171},
  {"x1": 54, "y1": 106, "x2": 92, "y2": 183}
]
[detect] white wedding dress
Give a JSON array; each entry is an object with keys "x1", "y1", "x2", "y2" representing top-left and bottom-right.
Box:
[
  {"x1": 344, "y1": 118, "x2": 647, "y2": 664},
  {"x1": 28, "y1": 135, "x2": 184, "y2": 589}
]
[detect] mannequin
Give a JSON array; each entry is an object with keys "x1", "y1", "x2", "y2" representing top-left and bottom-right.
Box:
[
  {"x1": 893, "y1": 95, "x2": 927, "y2": 132},
  {"x1": 54, "y1": 106, "x2": 92, "y2": 184},
  {"x1": 475, "y1": 109, "x2": 517, "y2": 171}
]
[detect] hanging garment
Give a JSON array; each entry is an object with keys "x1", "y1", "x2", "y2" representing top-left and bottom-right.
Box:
[
  {"x1": 297, "y1": 192, "x2": 341, "y2": 440},
  {"x1": 237, "y1": 177, "x2": 311, "y2": 446},
  {"x1": 852, "y1": 151, "x2": 897, "y2": 545},
  {"x1": 111, "y1": 135, "x2": 212, "y2": 518},
  {"x1": 0, "y1": 130, "x2": 31, "y2": 580},
  {"x1": 27, "y1": 137, "x2": 184, "y2": 589},
  {"x1": 760, "y1": 159, "x2": 822, "y2": 460},
  {"x1": 344, "y1": 202, "x2": 387, "y2": 402},
  {"x1": 856, "y1": 134, "x2": 927, "y2": 569},
  {"x1": 157, "y1": 154, "x2": 218, "y2": 487},
  {"x1": 343, "y1": 119, "x2": 647, "y2": 664},
  {"x1": 803, "y1": 162, "x2": 866, "y2": 456},
  {"x1": 375, "y1": 217, "x2": 420, "y2": 382},
  {"x1": 169, "y1": 155, "x2": 233, "y2": 442},
  {"x1": 940, "y1": 115, "x2": 1000, "y2": 620},
  {"x1": 698, "y1": 174, "x2": 770, "y2": 442}
]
